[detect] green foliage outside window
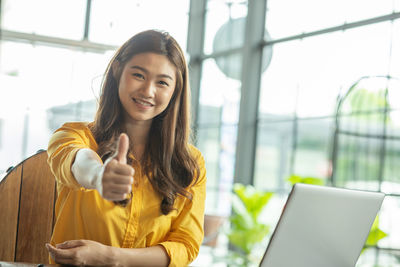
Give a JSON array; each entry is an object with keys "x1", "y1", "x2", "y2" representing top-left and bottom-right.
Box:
[{"x1": 227, "y1": 183, "x2": 273, "y2": 266}]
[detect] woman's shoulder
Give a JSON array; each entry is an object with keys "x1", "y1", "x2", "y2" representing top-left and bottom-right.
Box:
[
  {"x1": 52, "y1": 121, "x2": 96, "y2": 145},
  {"x1": 187, "y1": 144, "x2": 203, "y2": 160},
  {"x1": 54, "y1": 121, "x2": 93, "y2": 135},
  {"x1": 187, "y1": 144, "x2": 206, "y2": 173},
  {"x1": 186, "y1": 144, "x2": 206, "y2": 188},
  {"x1": 57, "y1": 121, "x2": 91, "y2": 132}
]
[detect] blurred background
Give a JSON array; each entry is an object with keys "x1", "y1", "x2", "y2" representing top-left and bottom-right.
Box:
[{"x1": 1, "y1": 0, "x2": 400, "y2": 266}]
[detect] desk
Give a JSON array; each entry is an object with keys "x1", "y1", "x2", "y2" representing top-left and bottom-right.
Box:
[{"x1": 0, "y1": 262, "x2": 59, "y2": 267}]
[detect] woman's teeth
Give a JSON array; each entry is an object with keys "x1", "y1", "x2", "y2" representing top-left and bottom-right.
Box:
[{"x1": 134, "y1": 99, "x2": 152, "y2": 106}]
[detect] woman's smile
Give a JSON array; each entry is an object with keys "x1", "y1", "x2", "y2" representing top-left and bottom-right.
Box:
[{"x1": 132, "y1": 98, "x2": 154, "y2": 108}]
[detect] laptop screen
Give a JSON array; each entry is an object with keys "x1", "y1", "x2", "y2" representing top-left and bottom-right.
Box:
[{"x1": 259, "y1": 183, "x2": 385, "y2": 267}]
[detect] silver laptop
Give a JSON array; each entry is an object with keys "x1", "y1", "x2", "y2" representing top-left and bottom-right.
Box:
[{"x1": 259, "y1": 183, "x2": 385, "y2": 267}]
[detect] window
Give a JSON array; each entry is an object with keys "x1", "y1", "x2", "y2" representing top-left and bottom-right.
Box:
[{"x1": 188, "y1": 0, "x2": 400, "y2": 265}]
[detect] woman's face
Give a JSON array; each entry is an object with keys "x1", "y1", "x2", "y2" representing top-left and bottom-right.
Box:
[{"x1": 117, "y1": 52, "x2": 177, "y2": 124}]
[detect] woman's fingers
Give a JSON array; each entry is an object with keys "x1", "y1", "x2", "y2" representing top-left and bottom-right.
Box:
[
  {"x1": 102, "y1": 175, "x2": 132, "y2": 200},
  {"x1": 46, "y1": 240, "x2": 111, "y2": 266},
  {"x1": 103, "y1": 191, "x2": 130, "y2": 201},
  {"x1": 105, "y1": 159, "x2": 134, "y2": 176},
  {"x1": 101, "y1": 150, "x2": 134, "y2": 201},
  {"x1": 45, "y1": 243, "x2": 80, "y2": 265},
  {"x1": 115, "y1": 133, "x2": 129, "y2": 164},
  {"x1": 56, "y1": 240, "x2": 85, "y2": 249},
  {"x1": 103, "y1": 173, "x2": 133, "y2": 185},
  {"x1": 106, "y1": 184, "x2": 132, "y2": 195}
]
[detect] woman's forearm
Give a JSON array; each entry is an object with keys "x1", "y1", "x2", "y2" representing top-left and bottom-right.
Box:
[
  {"x1": 71, "y1": 148, "x2": 103, "y2": 191},
  {"x1": 111, "y1": 245, "x2": 170, "y2": 267},
  {"x1": 47, "y1": 240, "x2": 170, "y2": 267}
]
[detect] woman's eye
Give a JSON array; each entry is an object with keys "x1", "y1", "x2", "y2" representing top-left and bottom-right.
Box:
[
  {"x1": 132, "y1": 73, "x2": 144, "y2": 79},
  {"x1": 158, "y1": 80, "x2": 169, "y2": 86}
]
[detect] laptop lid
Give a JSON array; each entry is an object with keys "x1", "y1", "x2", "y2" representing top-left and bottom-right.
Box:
[{"x1": 259, "y1": 183, "x2": 385, "y2": 267}]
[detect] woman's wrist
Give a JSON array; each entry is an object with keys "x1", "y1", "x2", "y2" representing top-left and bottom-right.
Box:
[
  {"x1": 71, "y1": 148, "x2": 104, "y2": 194},
  {"x1": 107, "y1": 245, "x2": 169, "y2": 267},
  {"x1": 107, "y1": 245, "x2": 122, "y2": 267}
]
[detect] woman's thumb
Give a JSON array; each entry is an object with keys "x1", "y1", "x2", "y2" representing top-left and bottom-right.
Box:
[{"x1": 115, "y1": 133, "x2": 129, "y2": 164}]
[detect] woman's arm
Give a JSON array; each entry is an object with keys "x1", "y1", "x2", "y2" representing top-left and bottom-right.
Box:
[
  {"x1": 47, "y1": 123, "x2": 133, "y2": 201},
  {"x1": 115, "y1": 245, "x2": 170, "y2": 266},
  {"x1": 46, "y1": 240, "x2": 170, "y2": 267}
]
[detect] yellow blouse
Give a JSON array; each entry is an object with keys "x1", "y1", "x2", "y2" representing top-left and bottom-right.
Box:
[{"x1": 47, "y1": 122, "x2": 206, "y2": 267}]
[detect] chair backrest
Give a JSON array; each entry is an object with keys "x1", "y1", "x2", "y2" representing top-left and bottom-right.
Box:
[{"x1": 0, "y1": 150, "x2": 56, "y2": 263}]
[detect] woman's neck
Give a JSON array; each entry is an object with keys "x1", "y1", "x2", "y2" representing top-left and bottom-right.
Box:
[{"x1": 124, "y1": 120, "x2": 152, "y2": 161}]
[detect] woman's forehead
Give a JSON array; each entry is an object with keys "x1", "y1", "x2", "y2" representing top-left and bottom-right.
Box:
[{"x1": 125, "y1": 52, "x2": 177, "y2": 79}]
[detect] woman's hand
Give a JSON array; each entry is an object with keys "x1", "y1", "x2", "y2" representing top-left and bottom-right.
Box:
[
  {"x1": 102, "y1": 133, "x2": 134, "y2": 201},
  {"x1": 46, "y1": 240, "x2": 116, "y2": 266},
  {"x1": 71, "y1": 133, "x2": 134, "y2": 202}
]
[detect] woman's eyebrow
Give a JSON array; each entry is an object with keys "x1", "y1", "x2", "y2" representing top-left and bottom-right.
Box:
[
  {"x1": 158, "y1": 74, "x2": 174, "y2": 81},
  {"x1": 130, "y1": 65, "x2": 148, "y2": 73},
  {"x1": 130, "y1": 65, "x2": 174, "y2": 81}
]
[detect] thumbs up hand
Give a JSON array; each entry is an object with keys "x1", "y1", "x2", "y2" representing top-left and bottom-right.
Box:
[{"x1": 101, "y1": 133, "x2": 134, "y2": 201}]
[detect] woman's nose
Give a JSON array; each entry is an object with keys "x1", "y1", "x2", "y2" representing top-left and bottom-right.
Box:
[{"x1": 140, "y1": 81, "x2": 155, "y2": 98}]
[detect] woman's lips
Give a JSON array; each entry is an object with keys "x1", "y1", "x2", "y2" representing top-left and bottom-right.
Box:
[{"x1": 132, "y1": 98, "x2": 154, "y2": 107}]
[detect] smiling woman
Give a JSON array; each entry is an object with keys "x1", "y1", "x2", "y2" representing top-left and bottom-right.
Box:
[{"x1": 45, "y1": 30, "x2": 206, "y2": 267}]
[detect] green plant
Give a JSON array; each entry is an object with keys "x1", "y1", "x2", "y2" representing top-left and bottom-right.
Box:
[
  {"x1": 227, "y1": 183, "x2": 273, "y2": 264},
  {"x1": 287, "y1": 174, "x2": 388, "y2": 251},
  {"x1": 287, "y1": 174, "x2": 325, "y2": 186},
  {"x1": 364, "y1": 216, "x2": 387, "y2": 251}
]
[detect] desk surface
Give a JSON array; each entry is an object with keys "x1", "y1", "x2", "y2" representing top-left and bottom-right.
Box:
[{"x1": 0, "y1": 262, "x2": 59, "y2": 267}]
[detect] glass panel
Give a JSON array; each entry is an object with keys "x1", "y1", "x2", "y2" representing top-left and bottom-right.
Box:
[
  {"x1": 331, "y1": 76, "x2": 400, "y2": 193},
  {"x1": 357, "y1": 247, "x2": 400, "y2": 267},
  {"x1": 266, "y1": 0, "x2": 395, "y2": 40},
  {"x1": 0, "y1": 41, "x2": 113, "y2": 176},
  {"x1": 333, "y1": 134, "x2": 382, "y2": 191},
  {"x1": 381, "y1": 76, "x2": 400, "y2": 194},
  {"x1": 1, "y1": 0, "x2": 86, "y2": 40},
  {"x1": 379, "y1": 195, "x2": 400, "y2": 250},
  {"x1": 89, "y1": 0, "x2": 189, "y2": 51},
  {"x1": 196, "y1": 127, "x2": 220, "y2": 191},
  {"x1": 196, "y1": 125, "x2": 236, "y2": 217},
  {"x1": 254, "y1": 120, "x2": 294, "y2": 192},
  {"x1": 196, "y1": 56, "x2": 242, "y2": 216},
  {"x1": 356, "y1": 195, "x2": 400, "y2": 264},
  {"x1": 260, "y1": 22, "x2": 393, "y2": 119},
  {"x1": 383, "y1": 138, "x2": 400, "y2": 194},
  {"x1": 293, "y1": 118, "x2": 334, "y2": 182},
  {"x1": 390, "y1": 20, "x2": 400, "y2": 78},
  {"x1": 204, "y1": 0, "x2": 248, "y2": 55},
  {"x1": 198, "y1": 56, "x2": 242, "y2": 126}
]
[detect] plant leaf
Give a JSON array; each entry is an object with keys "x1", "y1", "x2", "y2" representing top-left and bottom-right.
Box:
[
  {"x1": 365, "y1": 216, "x2": 387, "y2": 246},
  {"x1": 233, "y1": 183, "x2": 273, "y2": 220},
  {"x1": 287, "y1": 175, "x2": 325, "y2": 186}
]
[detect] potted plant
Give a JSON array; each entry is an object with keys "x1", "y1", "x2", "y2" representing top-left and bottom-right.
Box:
[{"x1": 226, "y1": 183, "x2": 273, "y2": 266}]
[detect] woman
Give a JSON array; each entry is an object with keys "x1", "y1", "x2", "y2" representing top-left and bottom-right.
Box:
[{"x1": 45, "y1": 30, "x2": 206, "y2": 267}]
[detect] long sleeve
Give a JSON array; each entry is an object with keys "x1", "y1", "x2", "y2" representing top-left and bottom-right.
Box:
[
  {"x1": 47, "y1": 122, "x2": 100, "y2": 189},
  {"x1": 159, "y1": 149, "x2": 207, "y2": 267}
]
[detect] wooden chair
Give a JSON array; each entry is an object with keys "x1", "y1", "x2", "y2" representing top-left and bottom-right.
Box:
[{"x1": 0, "y1": 150, "x2": 56, "y2": 263}]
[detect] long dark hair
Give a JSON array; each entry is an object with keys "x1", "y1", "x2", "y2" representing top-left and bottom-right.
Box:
[{"x1": 90, "y1": 30, "x2": 199, "y2": 214}]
